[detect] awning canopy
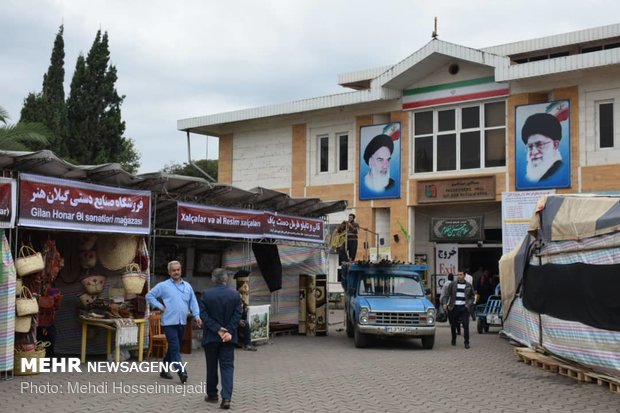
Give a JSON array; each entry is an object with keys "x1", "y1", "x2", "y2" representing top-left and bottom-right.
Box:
[{"x1": 0, "y1": 150, "x2": 347, "y2": 233}]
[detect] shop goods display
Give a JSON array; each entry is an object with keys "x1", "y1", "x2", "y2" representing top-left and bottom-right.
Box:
[
  {"x1": 16, "y1": 277, "x2": 22, "y2": 295},
  {"x1": 122, "y1": 263, "x2": 146, "y2": 294},
  {"x1": 80, "y1": 272, "x2": 106, "y2": 294},
  {"x1": 78, "y1": 233, "x2": 97, "y2": 251},
  {"x1": 42, "y1": 239, "x2": 63, "y2": 282},
  {"x1": 79, "y1": 293, "x2": 99, "y2": 307},
  {"x1": 97, "y1": 234, "x2": 138, "y2": 271},
  {"x1": 14, "y1": 341, "x2": 50, "y2": 376},
  {"x1": 79, "y1": 249, "x2": 97, "y2": 269},
  {"x1": 15, "y1": 245, "x2": 44, "y2": 276},
  {"x1": 38, "y1": 288, "x2": 63, "y2": 327},
  {"x1": 15, "y1": 315, "x2": 32, "y2": 333},
  {"x1": 15, "y1": 285, "x2": 39, "y2": 316}
]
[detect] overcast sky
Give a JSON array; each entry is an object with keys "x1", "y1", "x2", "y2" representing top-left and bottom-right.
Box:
[{"x1": 1, "y1": 1, "x2": 619, "y2": 173}]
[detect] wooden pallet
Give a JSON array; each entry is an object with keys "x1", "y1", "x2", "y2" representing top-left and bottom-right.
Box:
[{"x1": 514, "y1": 347, "x2": 620, "y2": 394}]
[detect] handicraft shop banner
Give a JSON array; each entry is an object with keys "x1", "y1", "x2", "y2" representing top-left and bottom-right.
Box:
[
  {"x1": 0, "y1": 177, "x2": 16, "y2": 228},
  {"x1": 176, "y1": 201, "x2": 324, "y2": 243},
  {"x1": 18, "y1": 173, "x2": 151, "y2": 234}
]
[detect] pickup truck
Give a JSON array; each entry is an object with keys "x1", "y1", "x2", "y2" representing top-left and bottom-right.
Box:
[{"x1": 341, "y1": 262, "x2": 436, "y2": 349}]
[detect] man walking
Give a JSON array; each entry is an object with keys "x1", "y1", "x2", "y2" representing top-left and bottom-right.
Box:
[
  {"x1": 444, "y1": 271, "x2": 475, "y2": 349},
  {"x1": 201, "y1": 268, "x2": 243, "y2": 409},
  {"x1": 146, "y1": 260, "x2": 202, "y2": 383}
]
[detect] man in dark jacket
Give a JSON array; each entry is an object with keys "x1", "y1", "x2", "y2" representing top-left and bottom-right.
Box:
[
  {"x1": 201, "y1": 268, "x2": 243, "y2": 409},
  {"x1": 443, "y1": 271, "x2": 475, "y2": 349}
]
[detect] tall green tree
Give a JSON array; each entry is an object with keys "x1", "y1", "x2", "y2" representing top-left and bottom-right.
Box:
[
  {"x1": 20, "y1": 25, "x2": 67, "y2": 153},
  {"x1": 0, "y1": 105, "x2": 50, "y2": 150},
  {"x1": 162, "y1": 159, "x2": 218, "y2": 181},
  {"x1": 66, "y1": 30, "x2": 137, "y2": 167}
]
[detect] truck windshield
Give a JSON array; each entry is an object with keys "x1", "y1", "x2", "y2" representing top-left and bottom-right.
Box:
[{"x1": 357, "y1": 275, "x2": 424, "y2": 297}]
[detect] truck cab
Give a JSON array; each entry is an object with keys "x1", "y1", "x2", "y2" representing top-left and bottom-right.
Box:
[{"x1": 341, "y1": 262, "x2": 436, "y2": 349}]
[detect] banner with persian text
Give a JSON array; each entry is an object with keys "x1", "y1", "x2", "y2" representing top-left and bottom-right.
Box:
[
  {"x1": 0, "y1": 177, "x2": 16, "y2": 228},
  {"x1": 176, "y1": 202, "x2": 325, "y2": 243},
  {"x1": 18, "y1": 173, "x2": 151, "y2": 234}
]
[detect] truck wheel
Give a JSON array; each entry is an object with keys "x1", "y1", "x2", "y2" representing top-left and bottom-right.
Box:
[
  {"x1": 477, "y1": 318, "x2": 483, "y2": 334},
  {"x1": 345, "y1": 315, "x2": 354, "y2": 338},
  {"x1": 421, "y1": 335, "x2": 435, "y2": 349},
  {"x1": 354, "y1": 325, "x2": 369, "y2": 348}
]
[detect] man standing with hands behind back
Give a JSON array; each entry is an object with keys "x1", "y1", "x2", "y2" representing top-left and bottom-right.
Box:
[
  {"x1": 146, "y1": 260, "x2": 202, "y2": 383},
  {"x1": 201, "y1": 268, "x2": 243, "y2": 410}
]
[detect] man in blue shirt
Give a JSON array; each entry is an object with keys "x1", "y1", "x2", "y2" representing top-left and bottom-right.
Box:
[{"x1": 146, "y1": 260, "x2": 202, "y2": 383}]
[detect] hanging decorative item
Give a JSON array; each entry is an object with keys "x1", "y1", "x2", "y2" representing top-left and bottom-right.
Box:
[
  {"x1": 78, "y1": 234, "x2": 97, "y2": 251},
  {"x1": 97, "y1": 235, "x2": 138, "y2": 271},
  {"x1": 80, "y1": 271, "x2": 106, "y2": 294},
  {"x1": 79, "y1": 250, "x2": 97, "y2": 269},
  {"x1": 15, "y1": 286, "x2": 39, "y2": 316},
  {"x1": 79, "y1": 293, "x2": 99, "y2": 307},
  {"x1": 122, "y1": 263, "x2": 146, "y2": 294},
  {"x1": 42, "y1": 239, "x2": 64, "y2": 283},
  {"x1": 15, "y1": 245, "x2": 45, "y2": 277}
]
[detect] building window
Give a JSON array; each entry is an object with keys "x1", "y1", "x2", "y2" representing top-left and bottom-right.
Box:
[
  {"x1": 338, "y1": 134, "x2": 348, "y2": 171},
  {"x1": 319, "y1": 135, "x2": 329, "y2": 172},
  {"x1": 598, "y1": 101, "x2": 614, "y2": 148},
  {"x1": 413, "y1": 101, "x2": 506, "y2": 173}
]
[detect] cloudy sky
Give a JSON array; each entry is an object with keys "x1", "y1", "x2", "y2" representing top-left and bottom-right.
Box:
[{"x1": 1, "y1": 0, "x2": 619, "y2": 173}]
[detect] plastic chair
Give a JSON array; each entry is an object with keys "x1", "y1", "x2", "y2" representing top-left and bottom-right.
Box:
[{"x1": 147, "y1": 311, "x2": 168, "y2": 359}]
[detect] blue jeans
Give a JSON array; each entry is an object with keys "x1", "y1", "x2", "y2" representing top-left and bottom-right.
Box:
[
  {"x1": 163, "y1": 324, "x2": 186, "y2": 375},
  {"x1": 204, "y1": 342, "x2": 235, "y2": 400}
]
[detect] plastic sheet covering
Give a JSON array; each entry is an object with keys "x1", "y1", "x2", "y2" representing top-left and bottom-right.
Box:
[{"x1": 0, "y1": 231, "x2": 16, "y2": 372}]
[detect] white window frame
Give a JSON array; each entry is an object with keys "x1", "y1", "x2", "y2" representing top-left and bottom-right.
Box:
[{"x1": 411, "y1": 99, "x2": 506, "y2": 175}]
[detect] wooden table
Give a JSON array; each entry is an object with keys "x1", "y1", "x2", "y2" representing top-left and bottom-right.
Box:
[{"x1": 80, "y1": 318, "x2": 146, "y2": 363}]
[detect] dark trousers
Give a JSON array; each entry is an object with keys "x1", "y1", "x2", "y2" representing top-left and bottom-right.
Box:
[
  {"x1": 163, "y1": 324, "x2": 186, "y2": 375},
  {"x1": 204, "y1": 342, "x2": 235, "y2": 401},
  {"x1": 450, "y1": 305, "x2": 470, "y2": 345},
  {"x1": 346, "y1": 239, "x2": 358, "y2": 262}
]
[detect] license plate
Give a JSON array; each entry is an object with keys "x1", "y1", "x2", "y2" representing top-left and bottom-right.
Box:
[
  {"x1": 487, "y1": 315, "x2": 499, "y2": 324},
  {"x1": 385, "y1": 326, "x2": 414, "y2": 333}
]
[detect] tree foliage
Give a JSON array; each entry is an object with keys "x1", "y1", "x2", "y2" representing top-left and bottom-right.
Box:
[
  {"x1": 66, "y1": 30, "x2": 128, "y2": 165},
  {"x1": 20, "y1": 25, "x2": 67, "y2": 153},
  {"x1": 0, "y1": 105, "x2": 50, "y2": 151},
  {"x1": 162, "y1": 159, "x2": 218, "y2": 181}
]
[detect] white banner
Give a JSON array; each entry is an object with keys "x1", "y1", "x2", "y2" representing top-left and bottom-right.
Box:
[{"x1": 501, "y1": 190, "x2": 555, "y2": 255}]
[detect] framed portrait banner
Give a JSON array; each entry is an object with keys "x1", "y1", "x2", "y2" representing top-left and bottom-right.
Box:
[
  {"x1": 359, "y1": 122, "x2": 401, "y2": 200},
  {"x1": 515, "y1": 101, "x2": 571, "y2": 190},
  {"x1": 194, "y1": 250, "x2": 220, "y2": 277},
  {"x1": 248, "y1": 304, "x2": 270, "y2": 343}
]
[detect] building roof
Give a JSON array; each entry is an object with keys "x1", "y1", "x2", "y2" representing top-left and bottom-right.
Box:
[{"x1": 178, "y1": 23, "x2": 620, "y2": 135}]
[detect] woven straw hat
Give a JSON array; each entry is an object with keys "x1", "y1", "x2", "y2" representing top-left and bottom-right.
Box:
[{"x1": 96, "y1": 234, "x2": 138, "y2": 271}]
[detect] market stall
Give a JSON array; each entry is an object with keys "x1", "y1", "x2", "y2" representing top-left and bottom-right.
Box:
[{"x1": 14, "y1": 172, "x2": 151, "y2": 361}]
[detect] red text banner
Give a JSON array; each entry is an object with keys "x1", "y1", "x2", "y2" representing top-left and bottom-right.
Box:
[
  {"x1": 18, "y1": 173, "x2": 151, "y2": 234},
  {"x1": 0, "y1": 178, "x2": 16, "y2": 228},
  {"x1": 177, "y1": 202, "x2": 325, "y2": 243}
]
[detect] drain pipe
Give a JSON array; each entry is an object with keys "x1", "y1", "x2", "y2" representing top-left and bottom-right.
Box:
[{"x1": 186, "y1": 130, "x2": 216, "y2": 183}]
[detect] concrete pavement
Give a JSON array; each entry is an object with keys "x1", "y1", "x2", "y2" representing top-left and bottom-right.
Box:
[{"x1": 1, "y1": 310, "x2": 618, "y2": 412}]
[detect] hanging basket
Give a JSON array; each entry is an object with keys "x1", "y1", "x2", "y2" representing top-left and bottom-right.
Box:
[
  {"x1": 16, "y1": 278, "x2": 22, "y2": 296},
  {"x1": 15, "y1": 315, "x2": 32, "y2": 333},
  {"x1": 16, "y1": 286, "x2": 39, "y2": 316},
  {"x1": 80, "y1": 273, "x2": 106, "y2": 294},
  {"x1": 122, "y1": 263, "x2": 147, "y2": 294},
  {"x1": 14, "y1": 342, "x2": 50, "y2": 376},
  {"x1": 97, "y1": 235, "x2": 138, "y2": 271},
  {"x1": 79, "y1": 250, "x2": 97, "y2": 269},
  {"x1": 15, "y1": 245, "x2": 45, "y2": 276}
]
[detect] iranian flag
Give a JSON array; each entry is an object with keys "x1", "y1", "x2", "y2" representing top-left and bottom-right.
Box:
[
  {"x1": 383, "y1": 123, "x2": 401, "y2": 141},
  {"x1": 402, "y1": 76, "x2": 509, "y2": 110},
  {"x1": 545, "y1": 101, "x2": 569, "y2": 122}
]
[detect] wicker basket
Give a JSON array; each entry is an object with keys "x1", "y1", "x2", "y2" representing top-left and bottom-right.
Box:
[
  {"x1": 16, "y1": 278, "x2": 22, "y2": 296},
  {"x1": 79, "y1": 293, "x2": 99, "y2": 307},
  {"x1": 15, "y1": 245, "x2": 44, "y2": 276},
  {"x1": 122, "y1": 263, "x2": 146, "y2": 294},
  {"x1": 80, "y1": 273, "x2": 106, "y2": 294},
  {"x1": 15, "y1": 315, "x2": 32, "y2": 333},
  {"x1": 14, "y1": 342, "x2": 50, "y2": 376}
]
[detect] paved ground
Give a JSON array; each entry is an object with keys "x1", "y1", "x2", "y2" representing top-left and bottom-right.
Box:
[{"x1": 1, "y1": 310, "x2": 618, "y2": 412}]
